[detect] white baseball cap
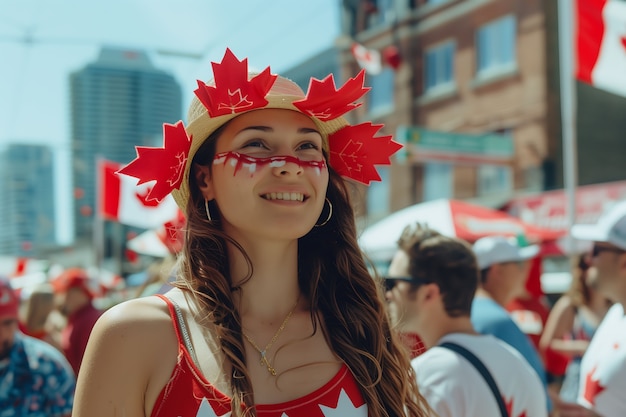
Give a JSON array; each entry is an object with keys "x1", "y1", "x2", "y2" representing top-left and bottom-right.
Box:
[
  {"x1": 571, "y1": 200, "x2": 626, "y2": 250},
  {"x1": 472, "y1": 236, "x2": 540, "y2": 270}
]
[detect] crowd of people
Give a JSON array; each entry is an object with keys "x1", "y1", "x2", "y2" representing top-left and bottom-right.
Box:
[
  {"x1": 1, "y1": 48, "x2": 625, "y2": 416},
  {"x1": 0, "y1": 267, "x2": 103, "y2": 416}
]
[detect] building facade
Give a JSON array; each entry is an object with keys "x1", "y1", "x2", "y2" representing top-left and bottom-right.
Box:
[
  {"x1": 0, "y1": 144, "x2": 56, "y2": 256},
  {"x1": 70, "y1": 47, "x2": 182, "y2": 239},
  {"x1": 339, "y1": 0, "x2": 626, "y2": 225},
  {"x1": 283, "y1": 47, "x2": 342, "y2": 91}
]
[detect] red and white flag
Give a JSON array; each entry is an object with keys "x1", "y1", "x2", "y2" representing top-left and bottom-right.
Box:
[
  {"x1": 126, "y1": 209, "x2": 186, "y2": 257},
  {"x1": 351, "y1": 42, "x2": 382, "y2": 75},
  {"x1": 0, "y1": 256, "x2": 48, "y2": 278},
  {"x1": 98, "y1": 159, "x2": 179, "y2": 229},
  {"x1": 576, "y1": 0, "x2": 626, "y2": 97}
]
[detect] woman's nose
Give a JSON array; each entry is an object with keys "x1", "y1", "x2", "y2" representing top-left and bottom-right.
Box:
[{"x1": 271, "y1": 156, "x2": 303, "y2": 176}]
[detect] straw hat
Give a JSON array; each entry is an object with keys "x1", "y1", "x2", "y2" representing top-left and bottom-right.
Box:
[{"x1": 119, "y1": 48, "x2": 402, "y2": 212}]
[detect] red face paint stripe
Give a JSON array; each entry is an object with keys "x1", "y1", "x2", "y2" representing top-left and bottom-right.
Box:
[{"x1": 213, "y1": 151, "x2": 326, "y2": 176}]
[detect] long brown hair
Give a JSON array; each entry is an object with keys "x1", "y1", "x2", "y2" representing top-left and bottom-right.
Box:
[{"x1": 175, "y1": 127, "x2": 431, "y2": 416}]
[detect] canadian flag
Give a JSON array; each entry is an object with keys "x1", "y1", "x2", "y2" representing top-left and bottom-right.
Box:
[
  {"x1": 351, "y1": 42, "x2": 382, "y2": 75},
  {"x1": 99, "y1": 159, "x2": 179, "y2": 229},
  {"x1": 575, "y1": 0, "x2": 626, "y2": 97},
  {"x1": 0, "y1": 256, "x2": 48, "y2": 278},
  {"x1": 126, "y1": 209, "x2": 186, "y2": 257}
]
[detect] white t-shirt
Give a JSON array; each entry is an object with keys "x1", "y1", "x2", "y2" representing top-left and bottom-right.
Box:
[
  {"x1": 577, "y1": 303, "x2": 626, "y2": 416},
  {"x1": 412, "y1": 333, "x2": 548, "y2": 417}
]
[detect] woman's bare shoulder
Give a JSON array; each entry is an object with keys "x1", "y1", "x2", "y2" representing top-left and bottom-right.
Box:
[
  {"x1": 100, "y1": 293, "x2": 171, "y2": 324},
  {"x1": 75, "y1": 293, "x2": 180, "y2": 416},
  {"x1": 87, "y1": 293, "x2": 178, "y2": 356}
]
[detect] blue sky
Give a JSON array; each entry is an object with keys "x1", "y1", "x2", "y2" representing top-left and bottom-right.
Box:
[{"x1": 0, "y1": 0, "x2": 341, "y2": 243}]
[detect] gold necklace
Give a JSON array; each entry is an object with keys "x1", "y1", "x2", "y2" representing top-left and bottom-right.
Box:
[{"x1": 242, "y1": 298, "x2": 299, "y2": 376}]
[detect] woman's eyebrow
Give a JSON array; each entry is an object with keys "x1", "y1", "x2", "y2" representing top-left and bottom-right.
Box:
[
  {"x1": 238, "y1": 125, "x2": 272, "y2": 134},
  {"x1": 298, "y1": 127, "x2": 321, "y2": 135}
]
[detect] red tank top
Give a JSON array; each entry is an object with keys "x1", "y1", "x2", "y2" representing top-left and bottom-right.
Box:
[{"x1": 151, "y1": 295, "x2": 368, "y2": 417}]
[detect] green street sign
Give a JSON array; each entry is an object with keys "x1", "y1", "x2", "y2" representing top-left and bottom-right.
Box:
[{"x1": 396, "y1": 126, "x2": 514, "y2": 164}]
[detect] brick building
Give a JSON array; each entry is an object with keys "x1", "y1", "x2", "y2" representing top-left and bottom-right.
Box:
[{"x1": 338, "y1": 0, "x2": 626, "y2": 226}]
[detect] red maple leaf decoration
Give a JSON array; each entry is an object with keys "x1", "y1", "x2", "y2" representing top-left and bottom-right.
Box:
[
  {"x1": 135, "y1": 188, "x2": 160, "y2": 207},
  {"x1": 583, "y1": 365, "x2": 606, "y2": 405},
  {"x1": 158, "y1": 209, "x2": 186, "y2": 254},
  {"x1": 118, "y1": 121, "x2": 192, "y2": 203},
  {"x1": 503, "y1": 396, "x2": 527, "y2": 417},
  {"x1": 328, "y1": 122, "x2": 402, "y2": 185},
  {"x1": 194, "y1": 48, "x2": 277, "y2": 117},
  {"x1": 293, "y1": 70, "x2": 370, "y2": 121}
]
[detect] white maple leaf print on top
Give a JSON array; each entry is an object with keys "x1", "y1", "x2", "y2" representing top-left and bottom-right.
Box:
[
  {"x1": 318, "y1": 389, "x2": 368, "y2": 416},
  {"x1": 194, "y1": 398, "x2": 231, "y2": 417}
]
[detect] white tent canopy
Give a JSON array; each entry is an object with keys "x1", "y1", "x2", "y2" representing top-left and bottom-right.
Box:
[
  {"x1": 358, "y1": 199, "x2": 457, "y2": 263},
  {"x1": 358, "y1": 198, "x2": 564, "y2": 264},
  {"x1": 127, "y1": 229, "x2": 170, "y2": 258}
]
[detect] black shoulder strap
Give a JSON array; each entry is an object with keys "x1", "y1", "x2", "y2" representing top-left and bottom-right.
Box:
[{"x1": 439, "y1": 341, "x2": 509, "y2": 417}]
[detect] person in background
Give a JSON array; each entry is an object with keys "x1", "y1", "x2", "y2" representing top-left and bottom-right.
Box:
[
  {"x1": 506, "y1": 256, "x2": 551, "y2": 350},
  {"x1": 51, "y1": 267, "x2": 103, "y2": 376},
  {"x1": 386, "y1": 224, "x2": 547, "y2": 417},
  {"x1": 472, "y1": 235, "x2": 552, "y2": 411},
  {"x1": 539, "y1": 254, "x2": 612, "y2": 403},
  {"x1": 506, "y1": 255, "x2": 570, "y2": 393},
  {"x1": 0, "y1": 276, "x2": 75, "y2": 416},
  {"x1": 557, "y1": 201, "x2": 626, "y2": 417},
  {"x1": 73, "y1": 48, "x2": 431, "y2": 417},
  {"x1": 19, "y1": 282, "x2": 65, "y2": 350}
]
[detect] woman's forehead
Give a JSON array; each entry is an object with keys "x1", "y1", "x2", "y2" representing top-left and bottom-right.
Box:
[
  {"x1": 224, "y1": 108, "x2": 318, "y2": 131},
  {"x1": 215, "y1": 109, "x2": 323, "y2": 152}
]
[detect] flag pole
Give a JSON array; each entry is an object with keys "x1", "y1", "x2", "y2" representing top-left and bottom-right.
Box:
[{"x1": 558, "y1": 0, "x2": 578, "y2": 255}]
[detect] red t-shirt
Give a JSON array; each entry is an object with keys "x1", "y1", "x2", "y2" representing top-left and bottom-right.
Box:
[
  {"x1": 152, "y1": 295, "x2": 368, "y2": 417},
  {"x1": 61, "y1": 302, "x2": 103, "y2": 375}
]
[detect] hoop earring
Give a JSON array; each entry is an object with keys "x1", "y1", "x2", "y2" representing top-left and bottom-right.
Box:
[
  {"x1": 315, "y1": 198, "x2": 333, "y2": 227},
  {"x1": 204, "y1": 199, "x2": 212, "y2": 221}
]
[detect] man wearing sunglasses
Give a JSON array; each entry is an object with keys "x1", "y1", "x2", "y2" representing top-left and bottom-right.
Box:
[
  {"x1": 385, "y1": 224, "x2": 547, "y2": 417},
  {"x1": 558, "y1": 201, "x2": 626, "y2": 417}
]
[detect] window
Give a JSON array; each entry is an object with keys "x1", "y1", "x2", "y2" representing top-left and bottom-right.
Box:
[
  {"x1": 423, "y1": 162, "x2": 452, "y2": 201},
  {"x1": 424, "y1": 41, "x2": 455, "y2": 93},
  {"x1": 478, "y1": 165, "x2": 512, "y2": 196},
  {"x1": 367, "y1": 67, "x2": 395, "y2": 115},
  {"x1": 367, "y1": 167, "x2": 390, "y2": 218},
  {"x1": 476, "y1": 15, "x2": 516, "y2": 77}
]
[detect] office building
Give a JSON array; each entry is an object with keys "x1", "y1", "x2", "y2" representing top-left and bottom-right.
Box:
[
  {"x1": 0, "y1": 144, "x2": 56, "y2": 256},
  {"x1": 70, "y1": 47, "x2": 182, "y2": 239}
]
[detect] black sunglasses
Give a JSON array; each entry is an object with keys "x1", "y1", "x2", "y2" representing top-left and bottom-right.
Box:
[
  {"x1": 383, "y1": 276, "x2": 430, "y2": 292},
  {"x1": 590, "y1": 244, "x2": 626, "y2": 258}
]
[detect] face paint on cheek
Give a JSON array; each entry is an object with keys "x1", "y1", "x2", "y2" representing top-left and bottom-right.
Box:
[{"x1": 213, "y1": 151, "x2": 327, "y2": 177}]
